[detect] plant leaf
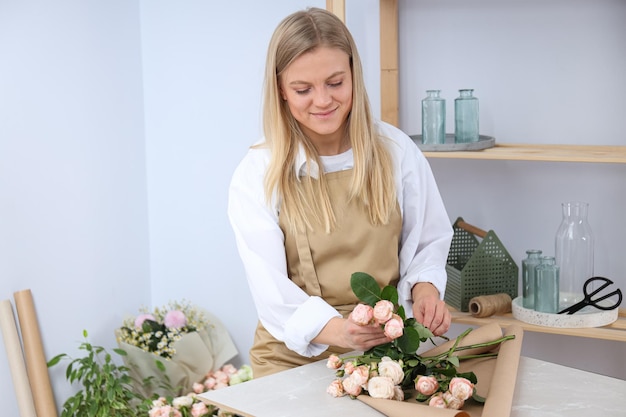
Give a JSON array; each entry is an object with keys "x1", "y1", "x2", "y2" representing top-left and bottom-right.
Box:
[
  {"x1": 396, "y1": 326, "x2": 421, "y2": 354},
  {"x1": 380, "y1": 285, "x2": 399, "y2": 305},
  {"x1": 350, "y1": 272, "x2": 382, "y2": 306},
  {"x1": 155, "y1": 360, "x2": 166, "y2": 372},
  {"x1": 472, "y1": 391, "x2": 486, "y2": 403},
  {"x1": 47, "y1": 354, "x2": 66, "y2": 367}
]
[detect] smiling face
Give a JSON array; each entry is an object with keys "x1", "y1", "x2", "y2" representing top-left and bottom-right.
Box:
[{"x1": 279, "y1": 46, "x2": 353, "y2": 155}]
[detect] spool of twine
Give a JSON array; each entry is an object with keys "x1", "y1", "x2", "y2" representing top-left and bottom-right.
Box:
[{"x1": 469, "y1": 293, "x2": 512, "y2": 318}]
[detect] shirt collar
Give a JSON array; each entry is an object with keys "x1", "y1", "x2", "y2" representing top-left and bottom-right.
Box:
[{"x1": 294, "y1": 143, "x2": 320, "y2": 179}]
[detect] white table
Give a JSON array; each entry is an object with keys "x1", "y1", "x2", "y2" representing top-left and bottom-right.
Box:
[{"x1": 199, "y1": 356, "x2": 626, "y2": 416}]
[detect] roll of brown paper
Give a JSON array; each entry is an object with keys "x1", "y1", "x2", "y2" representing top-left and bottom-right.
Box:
[
  {"x1": 0, "y1": 299, "x2": 37, "y2": 417},
  {"x1": 14, "y1": 289, "x2": 58, "y2": 417},
  {"x1": 469, "y1": 293, "x2": 512, "y2": 318}
]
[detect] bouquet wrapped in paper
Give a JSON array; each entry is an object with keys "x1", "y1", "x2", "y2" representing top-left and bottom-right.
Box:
[{"x1": 115, "y1": 300, "x2": 239, "y2": 398}]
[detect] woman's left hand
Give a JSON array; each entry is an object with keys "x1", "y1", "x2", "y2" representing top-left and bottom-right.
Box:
[{"x1": 411, "y1": 282, "x2": 451, "y2": 336}]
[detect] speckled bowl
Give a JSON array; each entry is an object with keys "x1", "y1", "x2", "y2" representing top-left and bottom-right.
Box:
[{"x1": 511, "y1": 296, "x2": 618, "y2": 328}]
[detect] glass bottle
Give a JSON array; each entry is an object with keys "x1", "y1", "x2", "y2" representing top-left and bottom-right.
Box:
[
  {"x1": 555, "y1": 202, "x2": 594, "y2": 307},
  {"x1": 454, "y1": 89, "x2": 479, "y2": 143},
  {"x1": 522, "y1": 249, "x2": 542, "y2": 309},
  {"x1": 534, "y1": 256, "x2": 560, "y2": 314},
  {"x1": 421, "y1": 90, "x2": 446, "y2": 145}
]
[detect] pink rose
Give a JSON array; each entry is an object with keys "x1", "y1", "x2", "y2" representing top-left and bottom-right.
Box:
[
  {"x1": 367, "y1": 376, "x2": 395, "y2": 399},
  {"x1": 373, "y1": 300, "x2": 394, "y2": 324},
  {"x1": 351, "y1": 365, "x2": 371, "y2": 386},
  {"x1": 349, "y1": 303, "x2": 374, "y2": 325},
  {"x1": 343, "y1": 361, "x2": 356, "y2": 375},
  {"x1": 191, "y1": 402, "x2": 209, "y2": 417},
  {"x1": 135, "y1": 313, "x2": 156, "y2": 328},
  {"x1": 415, "y1": 375, "x2": 439, "y2": 396},
  {"x1": 212, "y1": 370, "x2": 229, "y2": 385},
  {"x1": 149, "y1": 405, "x2": 182, "y2": 417},
  {"x1": 342, "y1": 373, "x2": 363, "y2": 397},
  {"x1": 383, "y1": 315, "x2": 404, "y2": 339},
  {"x1": 221, "y1": 364, "x2": 237, "y2": 375},
  {"x1": 326, "y1": 354, "x2": 343, "y2": 370},
  {"x1": 449, "y1": 377, "x2": 474, "y2": 401},
  {"x1": 443, "y1": 390, "x2": 465, "y2": 409},
  {"x1": 164, "y1": 310, "x2": 187, "y2": 329},
  {"x1": 151, "y1": 397, "x2": 167, "y2": 408},
  {"x1": 213, "y1": 382, "x2": 229, "y2": 390},
  {"x1": 326, "y1": 379, "x2": 345, "y2": 397},
  {"x1": 428, "y1": 393, "x2": 446, "y2": 408},
  {"x1": 203, "y1": 377, "x2": 217, "y2": 390},
  {"x1": 192, "y1": 382, "x2": 205, "y2": 394}
]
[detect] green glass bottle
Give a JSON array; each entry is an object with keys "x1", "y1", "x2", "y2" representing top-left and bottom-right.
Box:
[
  {"x1": 534, "y1": 256, "x2": 560, "y2": 313},
  {"x1": 522, "y1": 249, "x2": 543, "y2": 309},
  {"x1": 454, "y1": 89, "x2": 479, "y2": 143},
  {"x1": 421, "y1": 90, "x2": 446, "y2": 145}
]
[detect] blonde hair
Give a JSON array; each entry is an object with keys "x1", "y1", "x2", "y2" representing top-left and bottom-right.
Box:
[{"x1": 261, "y1": 7, "x2": 396, "y2": 233}]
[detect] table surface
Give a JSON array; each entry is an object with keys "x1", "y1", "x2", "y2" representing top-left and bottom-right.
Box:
[{"x1": 199, "y1": 355, "x2": 626, "y2": 417}]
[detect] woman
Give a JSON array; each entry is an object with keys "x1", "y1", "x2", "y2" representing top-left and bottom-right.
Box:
[{"x1": 228, "y1": 7, "x2": 453, "y2": 378}]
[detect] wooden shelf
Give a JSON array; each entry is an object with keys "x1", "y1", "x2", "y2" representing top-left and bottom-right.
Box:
[
  {"x1": 422, "y1": 143, "x2": 626, "y2": 164},
  {"x1": 450, "y1": 309, "x2": 626, "y2": 343}
]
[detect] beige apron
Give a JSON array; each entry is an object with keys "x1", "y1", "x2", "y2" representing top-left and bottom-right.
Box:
[{"x1": 250, "y1": 169, "x2": 402, "y2": 378}]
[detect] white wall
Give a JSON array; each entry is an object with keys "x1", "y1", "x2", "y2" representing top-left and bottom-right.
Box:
[
  {"x1": 1, "y1": 0, "x2": 624, "y2": 415},
  {"x1": 0, "y1": 0, "x2": 150, "y2": 414}
]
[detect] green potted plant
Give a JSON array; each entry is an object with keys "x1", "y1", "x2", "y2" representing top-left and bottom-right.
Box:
[{"x1": 48, "y1": 330, "x2": 150, "y2": 417}]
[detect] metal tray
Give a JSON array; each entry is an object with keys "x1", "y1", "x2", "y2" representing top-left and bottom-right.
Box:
[{"x1": 410, "y1": 134, "x2": 495, "y2": 152}]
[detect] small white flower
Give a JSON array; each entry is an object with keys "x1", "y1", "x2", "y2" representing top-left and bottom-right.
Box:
[{"x1": 172, "y1": 395, "x2": 193, "y2": 409}]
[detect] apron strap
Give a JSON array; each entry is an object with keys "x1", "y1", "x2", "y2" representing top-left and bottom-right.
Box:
[{"x1": 293, "y1": 227, "x2": 323, "y2": 297}]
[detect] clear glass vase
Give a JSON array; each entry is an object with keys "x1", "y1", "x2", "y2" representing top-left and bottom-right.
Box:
[
  {"x1": 421, "y1": 90, "x2": 446, "y2": 145},
  {"x1": 522, "y1": 249, "x2": 542, "y2": 309},
  {"x1": 454, "y1": 89, "x2": 479, "y2": 143},
  {"x1": 534, "y1": 256, "x2": 560, "y2": 313},
  {"x1": 555, "y1": 202, "x2": 594, "y2": 307}
]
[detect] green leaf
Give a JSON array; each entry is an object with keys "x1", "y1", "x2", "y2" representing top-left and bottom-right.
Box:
[
  {"x1": 447, "y1": 356, "x2": 460, "y2": 367},
  {"x1": 47, "y1": 354, "x2": 66, "y2": 367},
  {"x1": 155, "y1": 360, "x2": 166, "y2": 372},
  {"x1": 380, "y1": 285, "x2": 399, "y2": 305},
  {"x1": 396, "y1": 326, "x2": 421, "y2": 354},
  {"x1": 113, "y1": 348, "x2": 127, "y2": 357},
  {"x1": 350, "y1": 272, "x2": 382, "y2": 306},
  {"x1": 412, "y1": 321, "x2": 434, "y2": 340},
  {"x1": 472, "y1": 391, "x2": 486, "y2": 403}
]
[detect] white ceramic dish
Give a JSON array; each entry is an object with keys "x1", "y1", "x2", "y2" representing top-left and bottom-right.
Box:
[{"x1": 511, "y1": 296, "x2": 618, "y2": 328}]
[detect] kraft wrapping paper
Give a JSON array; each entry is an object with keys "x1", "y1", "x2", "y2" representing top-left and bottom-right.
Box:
[
  {"x1": 116, "y1": 309, "x2": 239, "y2": 398},
  {"x1": 14, "y1": 289, "x2": 58, "y2": 417},
  {"x1": 0, "y1": 299, "x2": 37, "y2": 417},
  {"x1": 357, "y1": 323, "x2": 524, "y2": 417}
]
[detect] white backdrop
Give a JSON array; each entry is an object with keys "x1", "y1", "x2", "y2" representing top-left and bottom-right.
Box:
[{"x1": 1, "y1": 0, "x2": 624, "y2": 415}]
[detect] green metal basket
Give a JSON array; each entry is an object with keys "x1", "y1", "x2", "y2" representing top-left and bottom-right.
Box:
[{"x1": 444, "y1": 217, "x2": 519, "y2": 312}]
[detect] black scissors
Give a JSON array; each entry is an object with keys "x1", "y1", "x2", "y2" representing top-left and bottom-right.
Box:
[{"x1": 558, "y1": 276, "x2": 622, "y2": 315}]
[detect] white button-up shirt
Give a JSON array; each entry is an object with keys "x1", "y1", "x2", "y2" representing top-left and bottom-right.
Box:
[{"x1": 228, "y1": 121, "x2": 453, "y2": 357}]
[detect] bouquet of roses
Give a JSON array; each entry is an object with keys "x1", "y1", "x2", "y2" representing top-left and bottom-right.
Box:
[
  {"x1": 116, "y1": 300, "x2": 239, "y2": 398},
  {"x1": 326, "y1": 272, "x2": 515, "y2": 411}
]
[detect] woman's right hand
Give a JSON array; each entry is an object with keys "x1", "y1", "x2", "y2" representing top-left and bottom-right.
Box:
[{"x1": 313, "y1": 317, "x2": 391, "y2": 351}]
